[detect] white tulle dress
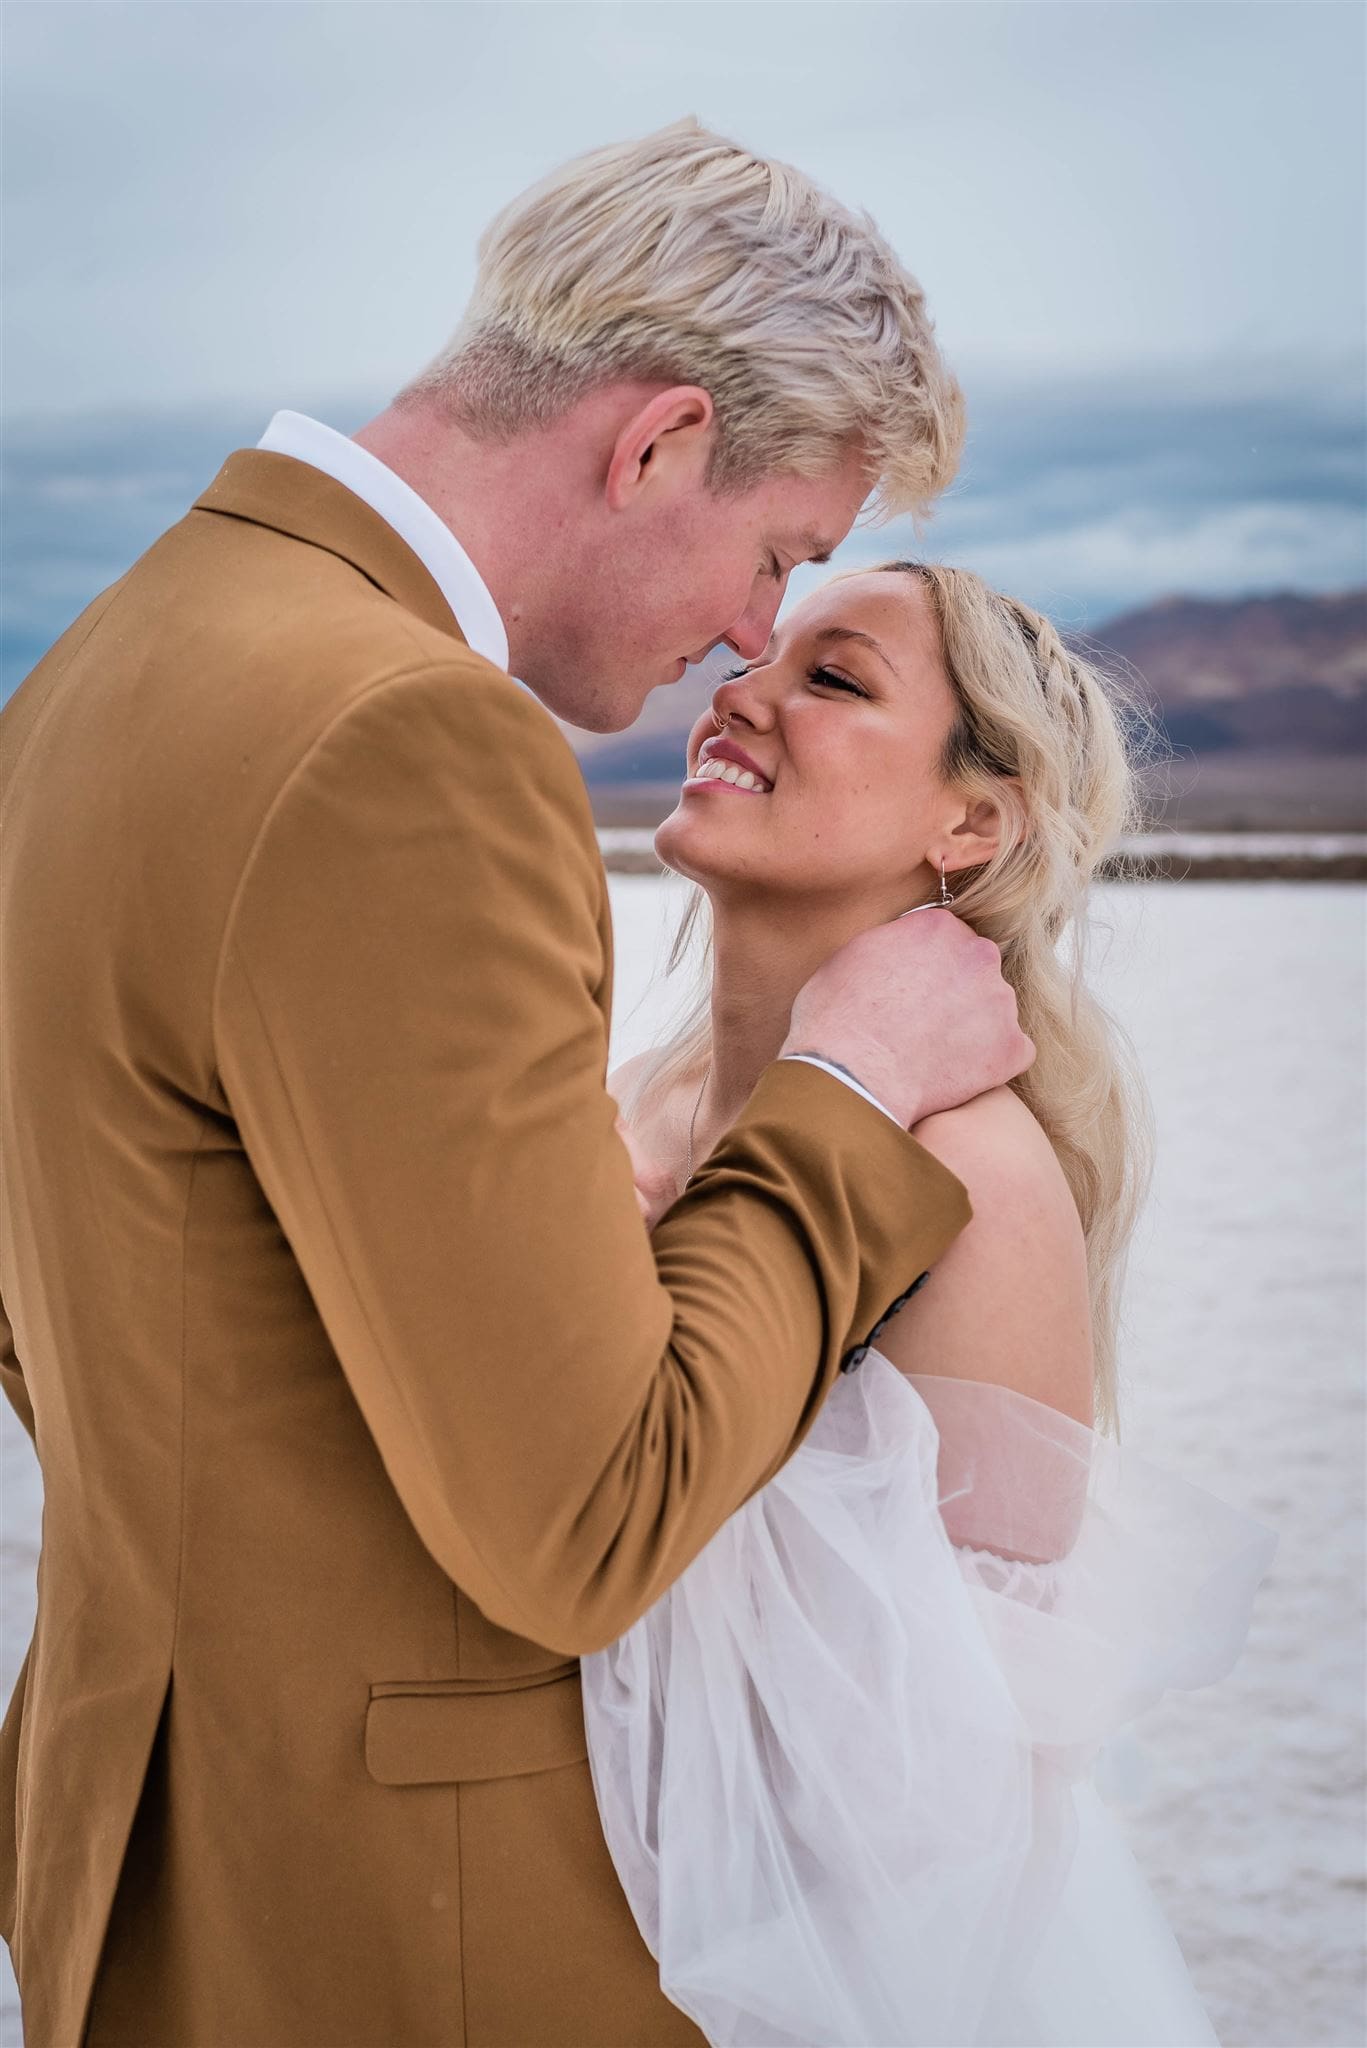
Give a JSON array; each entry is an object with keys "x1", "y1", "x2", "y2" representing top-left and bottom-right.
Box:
[{"x1": 580, "y1": 1352, "x2": 1277, "y2": 2048}]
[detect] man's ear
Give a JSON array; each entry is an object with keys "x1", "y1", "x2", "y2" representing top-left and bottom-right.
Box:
[{"x1": 605, "y1": 386, "x2": 715, "y2": 512}]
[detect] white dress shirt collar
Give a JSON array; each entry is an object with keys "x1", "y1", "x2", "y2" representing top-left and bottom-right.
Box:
[{"x1": 256, "y1": 410, "x2": 509, "y2": 673}]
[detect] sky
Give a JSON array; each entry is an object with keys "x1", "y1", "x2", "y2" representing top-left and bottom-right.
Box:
[{"x1": 3, "y1": 0, "x2": 1364, "y2": 693}]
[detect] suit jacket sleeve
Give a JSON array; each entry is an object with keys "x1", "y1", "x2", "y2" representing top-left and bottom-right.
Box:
[
  {"x1": 0, "y1": 1289, "x2": 34, "y2": 1445},
  {"x1": 213, "y1": 659, "x2": 972, "y2": 1655}
]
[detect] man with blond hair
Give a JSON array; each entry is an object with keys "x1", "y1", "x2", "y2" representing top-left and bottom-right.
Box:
[{"x1": 0, "y1": 120, "x2": 1029, "y2": 2044}]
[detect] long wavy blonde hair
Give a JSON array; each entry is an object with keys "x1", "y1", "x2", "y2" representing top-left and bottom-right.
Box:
[{"x1": 621, "y1": 562, "x2": 1163, "y2": 1433}]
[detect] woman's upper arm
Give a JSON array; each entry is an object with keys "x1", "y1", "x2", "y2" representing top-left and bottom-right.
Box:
[{"x1": 872, "y1": 1092, "x2": 1095, "y2": 1427}]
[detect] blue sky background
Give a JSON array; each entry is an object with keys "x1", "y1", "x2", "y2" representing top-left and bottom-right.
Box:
[{"x1": 3, "y1": 0, "x2": 1364, "y2": 698}]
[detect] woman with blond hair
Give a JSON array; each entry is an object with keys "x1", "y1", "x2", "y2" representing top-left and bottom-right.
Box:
[{"x1": 588, "y1": 561, "x2": 1277, "y2": 2046}]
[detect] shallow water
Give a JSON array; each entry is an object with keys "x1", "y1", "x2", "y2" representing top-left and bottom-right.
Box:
[{"x1": 2, "y1": 882, "x2": 1363, "y2": 2046}]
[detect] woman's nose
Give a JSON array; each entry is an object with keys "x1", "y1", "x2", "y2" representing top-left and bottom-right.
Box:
[{"x1": 710, "y1": 663, "x2": 777, "y2": 732}]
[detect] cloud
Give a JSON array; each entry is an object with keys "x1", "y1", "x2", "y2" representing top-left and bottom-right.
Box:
[
  {"x1": 3, "y1": 364, "x2": 1361, "y2": 702},
  {"x1": 927, "y1": 501, "x2": 1366, "y2": 626},
  {"x1": 3, "y1": 0, "x2": 1360, "y2": 686},
  {"x1": 2, "y1": 1, "x2": 1363, "y2": 411},
  {"x1": 806, "y1": 360, "x2": 1367, "y2": 622},
  {"x1": 1, "y1": 400, "x2": 274, "y2": 658}
]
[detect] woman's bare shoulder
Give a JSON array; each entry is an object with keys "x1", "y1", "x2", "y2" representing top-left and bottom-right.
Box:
[
  {"x1": 912, "y1": 1085, "x2": 1068, "y2": 1189},
  {"x1": 875, "y1": 1087, "x2": 1095, "y2": 1425}
]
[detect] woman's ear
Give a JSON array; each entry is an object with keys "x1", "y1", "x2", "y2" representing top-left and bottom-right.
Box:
[{"x1": 937, "y1": 781, "x2": 1023, "y2": 873}]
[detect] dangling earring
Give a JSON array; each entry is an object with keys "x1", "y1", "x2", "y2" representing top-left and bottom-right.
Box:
[{"x1": 897, "y1": 856, "x2": 955, "y2": 920}]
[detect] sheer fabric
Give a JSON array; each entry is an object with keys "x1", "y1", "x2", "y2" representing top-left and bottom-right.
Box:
[{"x1": 580, "y1": 1353, "x2": 1277, "y2": 2048}]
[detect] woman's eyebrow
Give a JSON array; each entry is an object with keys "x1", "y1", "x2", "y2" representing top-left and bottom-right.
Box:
[{"x1": 814, "y1": 626, "x2": 896, "y2": 676}]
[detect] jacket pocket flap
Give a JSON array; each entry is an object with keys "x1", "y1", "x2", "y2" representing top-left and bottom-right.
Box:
[{"x1": 365, "y1": 1671, "x2": 588, "y2": 1785}]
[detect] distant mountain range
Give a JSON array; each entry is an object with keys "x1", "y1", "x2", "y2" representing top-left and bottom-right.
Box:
[
  {"x1": 571, "y1": 588, "x2": 1367, "y2": 786},
  {"x1": 1086, "y1": 590, "x2": 1366, "y2": 754}
]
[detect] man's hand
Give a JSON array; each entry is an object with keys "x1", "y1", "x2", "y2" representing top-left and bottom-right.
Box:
[{"x1": 782, "y1": 908, "x2": 1034, "y2": 1129}]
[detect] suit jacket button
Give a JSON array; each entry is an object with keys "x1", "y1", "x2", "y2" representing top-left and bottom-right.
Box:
[
  {"x1": 864, "y1": 1271, "x2": 931, "y2": 1347},
  {"x1": 840, "y1": 1344, "x2": 870, "y2": 1375}
]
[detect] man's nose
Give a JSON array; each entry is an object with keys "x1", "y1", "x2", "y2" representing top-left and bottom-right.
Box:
[{"x1": 722, "y1": 582, "x2": 785, "y2": 662}]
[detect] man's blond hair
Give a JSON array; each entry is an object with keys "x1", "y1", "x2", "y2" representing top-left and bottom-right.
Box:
[{"x1": 401, "y1": 118, "x2": 964, "y2": 521}]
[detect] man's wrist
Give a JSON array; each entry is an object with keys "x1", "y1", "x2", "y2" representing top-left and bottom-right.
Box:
[{"x1": 778, "y1": 1052, "x2": 908, "y2": 1128}]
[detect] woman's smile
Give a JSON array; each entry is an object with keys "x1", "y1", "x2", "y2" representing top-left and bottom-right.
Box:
[
  {"x1": 684, "y1": 734, "x2": 775, "y2": 795},
  {"x1": 685, "y1": 765, "x2": 771, "y2": 794}
]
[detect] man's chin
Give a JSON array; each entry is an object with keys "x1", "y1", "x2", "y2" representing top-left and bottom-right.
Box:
[{"x1": 518, "y1": 670, "x2": 657, "y2": 737}]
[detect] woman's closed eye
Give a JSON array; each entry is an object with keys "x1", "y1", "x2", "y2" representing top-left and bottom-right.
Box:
[
  {"x1": 720, "y1": 663, "x2": 869, "y2": 699},
  {"x1": 808, "y1": 664, "x2": 868, "y2": 698}
]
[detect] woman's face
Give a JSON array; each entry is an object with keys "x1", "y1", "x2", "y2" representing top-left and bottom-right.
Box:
[{"x1": 656, "y1": 571, "x2": 971, "y2": 916}]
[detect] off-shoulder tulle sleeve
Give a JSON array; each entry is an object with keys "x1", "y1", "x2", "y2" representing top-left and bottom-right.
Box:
[{"x1": 579, "y1": 1353, "x2": 1277, "y2": 2048}]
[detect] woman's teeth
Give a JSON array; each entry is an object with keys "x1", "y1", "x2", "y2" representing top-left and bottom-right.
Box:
[{"x1": 693, "y1": 759, "x2": 770, "y2": 792}]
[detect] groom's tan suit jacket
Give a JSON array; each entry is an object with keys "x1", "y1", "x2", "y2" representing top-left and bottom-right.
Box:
[{"x1": 0, "y1": 449, "x2": 970, "y2": 2047}]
